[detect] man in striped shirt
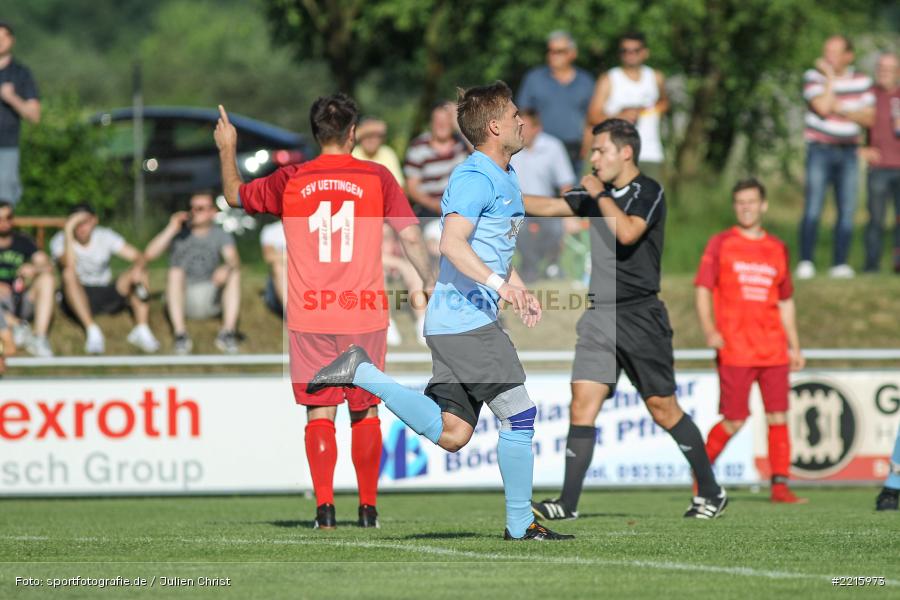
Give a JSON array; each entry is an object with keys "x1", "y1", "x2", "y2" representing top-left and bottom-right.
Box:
[
  {"x1": 403, "y1": 103, "x2": 470, "y2": 220},
  {"x1": 797, "y1": 35, "x2": 874, "y2": 280}
]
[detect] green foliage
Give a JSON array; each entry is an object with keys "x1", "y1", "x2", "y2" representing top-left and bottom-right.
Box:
[
  {"x1": 18, "y1": 98, "x2": 127, "y2": 217},
  {"x1": 264, "y1": 0, "x2": 893, "y2": 171},
  {"x1": 138, "y1": 0, "x2": 333, "y2": 134}
]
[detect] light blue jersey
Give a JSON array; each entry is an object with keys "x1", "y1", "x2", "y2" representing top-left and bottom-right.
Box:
[{"x1": 424, "y1": 151, "x2": 525, "y2": 336}]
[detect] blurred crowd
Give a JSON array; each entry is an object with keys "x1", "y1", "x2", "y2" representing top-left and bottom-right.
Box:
[{"x1": 0, "y1": 24, "x2": 897, "y2": 365}]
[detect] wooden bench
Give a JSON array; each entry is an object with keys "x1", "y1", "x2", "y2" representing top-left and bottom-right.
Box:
[{"x1": 14, "y1": 216, "x2": 67, "y2": 249}]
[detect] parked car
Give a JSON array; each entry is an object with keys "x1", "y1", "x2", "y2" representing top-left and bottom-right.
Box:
[{"x1": 92, "y1": 106, "x2": 314, "y2": 209}]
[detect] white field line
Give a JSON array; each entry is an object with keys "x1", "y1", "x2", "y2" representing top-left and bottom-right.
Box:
[{"x1": 2, "y1": 534, "x2": 897, "y2": 586}]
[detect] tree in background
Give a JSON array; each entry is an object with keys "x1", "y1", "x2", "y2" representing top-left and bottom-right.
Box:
[
  {"x1": 18, "y1": 98, "x2": 127, "y2": 216},
  {"x1": 265, "y1": 0, "x2": 891, "y2": 176}
]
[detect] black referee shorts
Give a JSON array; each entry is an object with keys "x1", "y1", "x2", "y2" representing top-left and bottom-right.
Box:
[
  {"x1": 424, "y1": 321, "x2": 527, "y2": 428},
  {"x1": 572, "y1": 296, "x2": 677, "y2": 399}
]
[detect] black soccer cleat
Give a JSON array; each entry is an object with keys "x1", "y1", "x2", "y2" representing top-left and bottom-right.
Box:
[
  {"x1": 306, "y1": 345, "x2": 373, "y2": 394},
  {"x1": 313, "y1": 503, "x2": 337, "y2": 529},
  {"x1": 358, "y1": 504, "x2": 380, "y2": 528},
  {"x1": 531, "y1": 498, "x2": 578, "y2": 521},
  {"x1": 504, "y1": 521, "x2": 574, "y2": 541},
  {"x1": 875, "y1": 487, "x2": 899, "y2": 511},
  {"x1": 684, "y1": 489, "x2": 728, "y2": 519}
]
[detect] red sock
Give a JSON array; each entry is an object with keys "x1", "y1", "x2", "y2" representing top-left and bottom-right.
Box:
[
  {"x1": 305, "y1": 419, "x2": 337, "y2": 506},
  {"x1": 704, "y1": 421, "x2": 733, "y2": 465},
  {"x1": 768, "y1": 423, "x2": 791, "y2": 480},
  {"x1": 351, "y1": 417, "x2": 382, "y2": 507}
]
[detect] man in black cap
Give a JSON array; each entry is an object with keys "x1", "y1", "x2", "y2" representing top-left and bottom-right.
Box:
[{"x1": 0, "y1": 22, "x2": 40, "y2": 206}]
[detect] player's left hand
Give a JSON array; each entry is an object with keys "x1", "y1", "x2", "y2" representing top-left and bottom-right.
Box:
[
  {"x1": 214, "y1": 105, "x2": 237, "y2": 153},
  {"x1": 520, "y1": 290, "x2": 542, "y2": 327},
  {"x1": 789, "y1": 349, "x2": 805, "y2": 371},
  {"x1": 580, "y1": 174, "x2": 604, "y2": 198}
]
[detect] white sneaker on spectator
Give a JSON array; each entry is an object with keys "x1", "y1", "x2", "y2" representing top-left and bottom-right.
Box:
[
  {"x1": 85, "y1": 324, "x2": 105, "y2": 354},
  {"x1": 828, "y1": 264, "x2": 855, "y2": 279},
  {"x1": 795, "y1": 260, "x2": 816, "y2": 280},
  {"x1": 26, "y1": 335, "x2": 54, "y2": 358},
  {"x1": 387, "y1": 318, "x2": 402, "y2": 347},
  {"x1": 12, "y1": 321, "x2": 32, "y2": 347},
  {"x1": 127, "y1": 324, "x2": 160, "y2": 353},
  {"x1": 215, "y1": 329, "x2": 240, "y2": 354}
]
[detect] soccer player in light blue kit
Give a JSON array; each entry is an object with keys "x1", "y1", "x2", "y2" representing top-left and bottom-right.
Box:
[
  {"x1": 309, "y1": 81, "x2": 573, "y2": 540},
  {"x1": 876, "y1": 426, "x2": 900, "y2": 511}
]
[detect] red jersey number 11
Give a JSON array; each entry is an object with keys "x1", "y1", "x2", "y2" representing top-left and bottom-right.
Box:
[{"x1": 309, "y1": 200, "x2": 355, "y2": 263}]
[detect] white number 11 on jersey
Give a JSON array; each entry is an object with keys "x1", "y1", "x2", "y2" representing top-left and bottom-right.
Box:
[{"x1": 308, "y1": 201, "x2": 355, "y2": 263}]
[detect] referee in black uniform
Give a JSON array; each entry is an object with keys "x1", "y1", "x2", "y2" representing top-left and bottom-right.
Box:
[{"x1": 524, "y1": 118, "x2": 727, "y2": 519}]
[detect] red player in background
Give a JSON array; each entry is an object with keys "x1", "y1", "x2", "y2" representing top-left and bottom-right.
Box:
[
  {"x1": 215, "y1": 95, "x2": 435, "y2": 528},
  {"x1": 695, "y1": 178, "x2": 807, "y2": 504}
]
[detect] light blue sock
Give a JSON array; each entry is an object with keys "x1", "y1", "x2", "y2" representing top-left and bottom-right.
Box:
[
  {"x1": 498, "y1": 407, "x2": 537, "y2": 538},
  {"x1": 353, "y1": 363, "x2": 443, "y2": 444},
  {"x1": 887, "y1": 427, "x2": 900, "y2": 490}
]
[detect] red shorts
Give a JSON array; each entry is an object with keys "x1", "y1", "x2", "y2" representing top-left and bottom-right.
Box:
[
  {"x1": 717, "y1": 363, "x2": 790, "y2": 420},
  {"x1": 289, "y1": 329, "x2": 386, "y2": 411}
]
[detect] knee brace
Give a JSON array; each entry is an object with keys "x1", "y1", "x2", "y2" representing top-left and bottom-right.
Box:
[{"x1": 488, "y1": 385, "x2": 537, "y2": 431}]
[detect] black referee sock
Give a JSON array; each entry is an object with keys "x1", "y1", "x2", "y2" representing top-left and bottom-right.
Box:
[
  {"x1": 559, "y1": 425, "x2": 597, "y2": 512},
  {"x1": 667, "y1": 414, "x2": 720, "y2": 498}
]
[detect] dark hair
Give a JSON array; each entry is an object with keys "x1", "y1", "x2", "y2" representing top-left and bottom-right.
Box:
[
  {"x1": 732, "y1": 177, "x2": 767, "y2": 199},
  {"x1": 591, "y1": 118, "x2": 641, "y2": 163},
  {"x1": 191, "y1": 189, "x2": 216, "y2": 200},
  {"x1": 0, "y1": 200, "x2": 13, "y2": 213},
  {"x1": 309, "y1": 93, "x2": 359, "y2": 146},
  {"x1": 620, "y1": 32, "x2": 646, "y2": 47},
  {"x1": 521, "y1": 108, "x2": 540, "y2": 122},
  {"x1": 0, "y1": 22, "x2": 14, "y2": 36},
  {"x1": 68, "y1": 202, "x2": 96, "y2": 216},
  {"x1": 456, "y1": 81, "x2": 513, "y2": 147}
]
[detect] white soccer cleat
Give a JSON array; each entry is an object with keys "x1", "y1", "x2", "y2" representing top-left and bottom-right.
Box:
[
  {"x1": 795, "y1": 260, "x2": 816, "y2": 280},
  {"x1": 684, "y1": 489, "x2": 728, "y2": 519}
]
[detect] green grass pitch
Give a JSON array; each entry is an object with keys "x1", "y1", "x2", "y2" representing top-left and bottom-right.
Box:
[{"x1": 1, "y1": 488, "x2": 898, "y2": 599}]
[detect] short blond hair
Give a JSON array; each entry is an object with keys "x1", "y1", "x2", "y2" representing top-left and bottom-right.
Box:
[{"x1": 456, "y1": 81, "x2": 512, "y2": 147}]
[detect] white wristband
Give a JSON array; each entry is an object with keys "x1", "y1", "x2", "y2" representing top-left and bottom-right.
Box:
[{"x1": 485, "y1": 273, "x2": 504, "y2": 291}]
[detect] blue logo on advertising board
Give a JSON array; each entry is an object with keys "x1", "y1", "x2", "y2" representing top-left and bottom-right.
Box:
[{"x1": 380, "y1": 421, "x2": 428, "y2": 480}]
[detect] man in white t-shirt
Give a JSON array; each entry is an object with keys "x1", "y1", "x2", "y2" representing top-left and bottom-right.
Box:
[
  {"x1": 510, "y1": 108, "x2": 576, "y2": 282},
  {"x1": 50, "y1": 204, "x2": 159, "y2": 354},
  {"x1": 259, "y1": 219, "x2": 286, "y2": 318},
  {"x1": 584, "y1": 32, "x2": 668, "y2": 181}
]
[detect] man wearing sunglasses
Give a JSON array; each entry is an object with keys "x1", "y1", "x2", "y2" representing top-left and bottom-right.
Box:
[
  {"x1": 145, "y1": 191, "x2": 242, "y2": 354},
  {"x1": 585, "y1": 32, "x2": 668, "y2": 182},
  {"x1": 517, "y1": 30, "x2": 595, "y2": 174}
]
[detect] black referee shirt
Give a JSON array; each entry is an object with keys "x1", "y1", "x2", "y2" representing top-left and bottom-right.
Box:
[{"x1": 565, "y1": 173, "x2": 666, "y2": 306}]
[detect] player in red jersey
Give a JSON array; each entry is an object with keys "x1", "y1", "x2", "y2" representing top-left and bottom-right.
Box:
[
  {"x1": 214, "y1": 96, "x2": 435, "y2": 528},
  {"x1": 695, "y1": 178, "x2": 807, "y2": 504}
]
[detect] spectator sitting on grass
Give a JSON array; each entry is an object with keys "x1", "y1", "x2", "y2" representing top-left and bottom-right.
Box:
[
  {"x1": 403, "y1": 102, "x2": 469, "y2": 219},
  {"x1": 259, "y1": 219, "x2": 285, "y2": 319},
  {"x1": 0, "y1": 199, "x2": 55, "y2": 356},
  {"x1": 50, "y1": 203, "x2": 159, "y2": 354},
  {"x1": 145, "y1": 191, "x2": 241, "y2": 354},
  {"x1": 352, "y1": 117, "x2": 405, "y2": 187},
  {"x1": 0, "y1": 309, "x2": 14, "y2": 374}
]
